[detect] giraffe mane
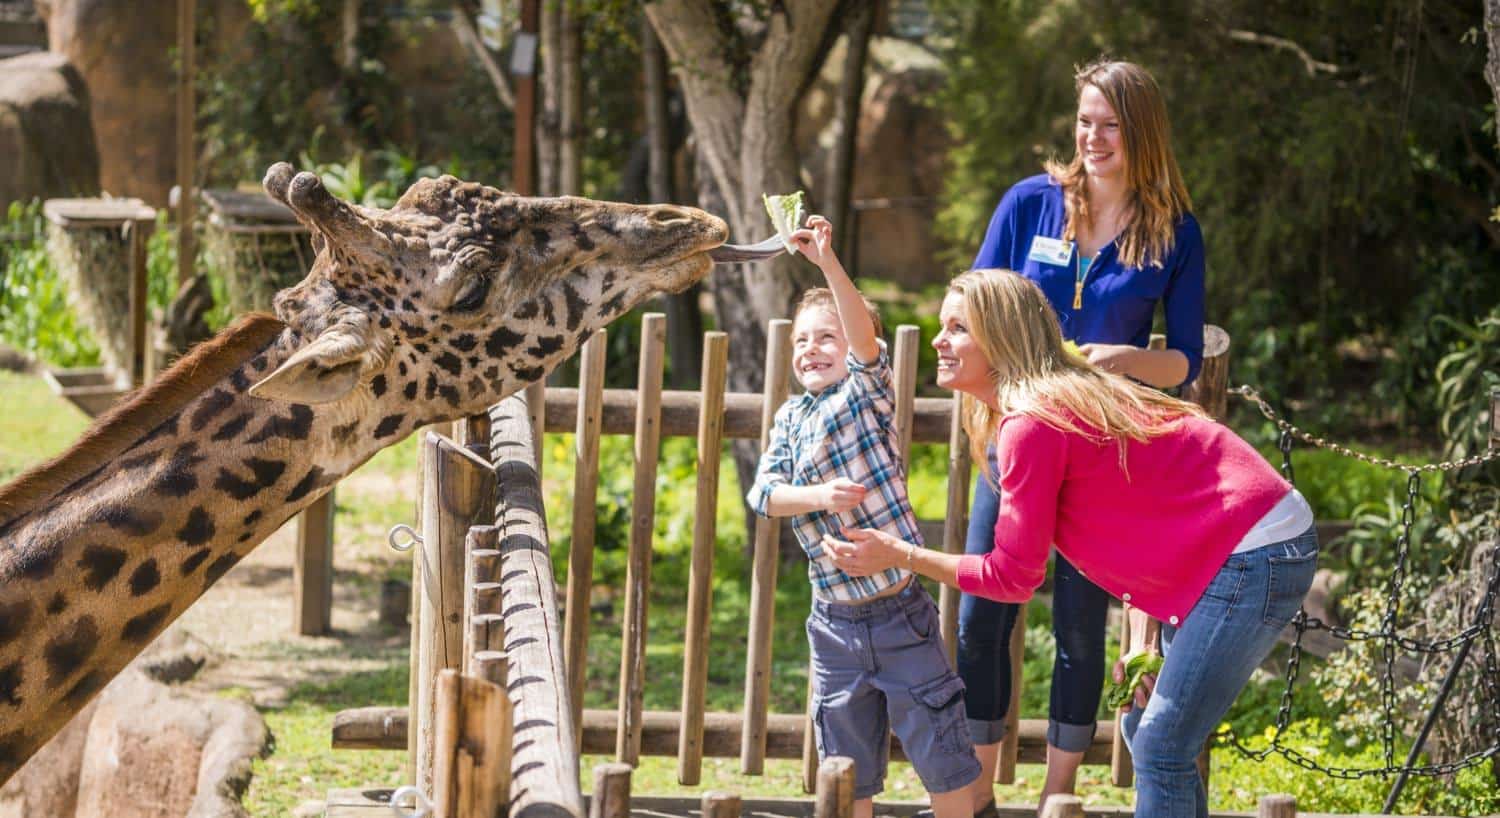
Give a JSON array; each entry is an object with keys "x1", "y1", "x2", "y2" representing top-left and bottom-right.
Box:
[{"x1": 0, "y1": 312, "x2": 287, "y2": 532}]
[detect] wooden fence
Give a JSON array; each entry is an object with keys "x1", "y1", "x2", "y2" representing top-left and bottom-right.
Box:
[{"x1": 325, "y1": 315, "x2": 1433, "y2": 818}]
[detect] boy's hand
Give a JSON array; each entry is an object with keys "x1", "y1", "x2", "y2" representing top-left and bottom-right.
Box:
[
  {"x1": 790, "y1": 215, "x2": 836, "y2": 267},
  {"x1": 819, "y1": 477, "x2": 868, "y2": 513}
]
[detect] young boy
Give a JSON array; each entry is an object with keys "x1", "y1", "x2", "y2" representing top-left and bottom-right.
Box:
[{"x1": 747, "y1": 216, "x2": 980, "y2": 818}]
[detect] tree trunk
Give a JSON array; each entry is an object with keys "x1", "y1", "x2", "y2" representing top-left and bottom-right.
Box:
[
  {"x1": 1487, "y1": 0, "x2": 1500, "y2": 140},
  {"x1": 538, "y1": 0, "x2": 562, "y2": 195},
  {"x1": 559, "y1": 0, "x2": 583, "y2": 194},
  {"x1": 826, "y1": 1, "x2": 874, "y2": 261}
]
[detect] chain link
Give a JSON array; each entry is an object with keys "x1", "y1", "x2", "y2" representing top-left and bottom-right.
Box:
[{"x1": 1217, "y1": 386, "x2": 1500, "y2": 780}]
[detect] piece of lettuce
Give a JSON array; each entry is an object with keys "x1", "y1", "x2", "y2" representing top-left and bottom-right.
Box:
[
  {"x1": 763, "y1": 191, "x2": 807, "y2": 254},
  {"x1": 1104, "y1": 651, "x2": 1164, "y2": 710}
]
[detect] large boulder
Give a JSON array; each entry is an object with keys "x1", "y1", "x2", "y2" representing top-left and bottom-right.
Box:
[{"x1": 0, "y1": 50, "x2": 99, "y2": 205}]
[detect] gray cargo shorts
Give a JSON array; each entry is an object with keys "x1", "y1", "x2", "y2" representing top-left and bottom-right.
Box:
[{"x1": 807, "y1": 580, "x2": 982, "y2": 799}]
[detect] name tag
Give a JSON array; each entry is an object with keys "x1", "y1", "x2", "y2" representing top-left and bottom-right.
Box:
[{"x1": 1027, "y1": 236, "x2": 1074, "y2": 267}]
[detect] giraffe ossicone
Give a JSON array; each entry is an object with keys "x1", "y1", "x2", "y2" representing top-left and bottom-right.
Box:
[{"x1": 0, "y1": 163, "x2": 732, "y2": 786}]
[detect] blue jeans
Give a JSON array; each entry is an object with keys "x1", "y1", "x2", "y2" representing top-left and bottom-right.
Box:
[
  {"x1": 957, "y1": 476, "x2": 1110, "y2": 750},
  {"x1": 1121, "y1": 526, "x2": 1319, "y2": 818}
]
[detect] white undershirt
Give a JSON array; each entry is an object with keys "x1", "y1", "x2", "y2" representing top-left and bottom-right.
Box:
[{"x1": 1231, "y1": 488, "x2": 1314, "y2": 554}]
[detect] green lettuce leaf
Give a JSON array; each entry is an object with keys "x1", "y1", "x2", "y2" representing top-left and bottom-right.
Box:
[
  {"x1": 763, "y1": 191, "x2": 807, "y2": 253},
  {"x1": 1104, "y1": 651, "x2": 1164, "y2": 711}
]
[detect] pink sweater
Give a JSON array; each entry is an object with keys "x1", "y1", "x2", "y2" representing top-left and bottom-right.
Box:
[{"x1": 954, "y1": 413, "x2": 1291, "y2": 623}]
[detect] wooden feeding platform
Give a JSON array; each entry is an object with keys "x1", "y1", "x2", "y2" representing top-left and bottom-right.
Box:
[
  {"x1": 199, "y1": 187, "x2": 312, "y2": 314},
  {"x1": 41, "y1": 196, "x2": 157, "y2": 415}
]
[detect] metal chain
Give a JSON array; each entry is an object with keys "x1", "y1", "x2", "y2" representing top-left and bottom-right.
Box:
[{"x1": 1217, "y1": 388, "x2": 1500, "y2": 779}]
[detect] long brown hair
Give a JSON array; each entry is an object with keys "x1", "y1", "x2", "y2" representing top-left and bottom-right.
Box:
[
  {"x1": 949, "y1": 269, "x2": 1206, "y2": 473},
  {"x1": 1043, "y1": 59, "x2": 1191, "y2": 270}
]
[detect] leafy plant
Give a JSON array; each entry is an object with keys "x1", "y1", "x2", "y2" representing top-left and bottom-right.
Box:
[{"x1": 0, "y1": 200, "x2": 100, "y2": 368}]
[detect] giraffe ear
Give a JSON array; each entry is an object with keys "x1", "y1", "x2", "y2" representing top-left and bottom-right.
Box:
[{"x1": 249, "y1": 327, "x2": 367, "y2": 404}]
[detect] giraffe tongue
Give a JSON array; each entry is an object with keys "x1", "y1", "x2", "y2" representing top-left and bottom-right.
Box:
[{"x1": 708, "y1": 235, "x2": 787, "y2": 263}]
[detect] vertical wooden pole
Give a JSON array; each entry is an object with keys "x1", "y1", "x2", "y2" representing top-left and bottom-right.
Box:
[
  {"x1": 293, "y1": 489, "x2": 335, "y2": 636},
  {"x1": 1257, "y1": 793, "x2": 1296, "y2": 818},
  {"x1": 590, "y1": 763, "x2": 632, "y2": 818},
  {"x1": 461, "y1": 526, "x2": 501, "y2": 668},
  {"x1": 813, "y1": 756, "x2": 855, "y2": 818},
  {"x1": 741, "y1": 318, "x2": 792, "y2": 774},
  {"x1": 701, "y1": 791, "x2": 742, "y2": 818},
  {"x1": 678, "y1": 332, "x2": 729, "y2": 784},
  {"x1": 416, "y1": 434, "x2": 497, "y2": 798},
  {"x1": 176, "y1": 0, "x2": 195, "y2": 288},
  {"x1": 1039, "y1": 794, "x2": 1084, "y2": 818},
  {"x1": 1110, "y1": 601, "x2": 1134, "y2": 787},
  {"x1": 565, "y1": 329, "x2": 607, "y2": 743},
  {"x1": 432, "y1": 669, "x2": 510, "y2": 818},
  {"x1": 939, "y1": 392, "x2": 970, "y2": 660},
  {"x1": 407, "y1": 536, "x2": 421, "y2": 785},
  {"x1": 527, "y1": 379, "x2": 546, "y2": 479},
  {"x1": 127, "y1": 219, "x2": 149, "y2": 387},
  {"x1": 802, "y1": 673, "x2": 819, "y2": 794},
  {"x1": 617, "y1": 313, "x2": 666, "y2": 764},
  {"x1": 512, "y1": 0, "x2": 540, "y2": 196},
  {"x1": 891, "y1": 325, "x2": 919, "y2": 464},
  {"x1": 995, "y1": 601, "x2": 1025, "y2": 784}
]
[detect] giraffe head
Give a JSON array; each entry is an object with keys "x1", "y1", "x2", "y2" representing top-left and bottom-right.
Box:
[{"x1": 248, "y1": 162, "x2": 727, "y2": 415}]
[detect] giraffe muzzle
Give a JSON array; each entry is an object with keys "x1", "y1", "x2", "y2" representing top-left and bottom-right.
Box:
[{"x1": 708, "y1": 235, "x2": 788, "y2": 263}]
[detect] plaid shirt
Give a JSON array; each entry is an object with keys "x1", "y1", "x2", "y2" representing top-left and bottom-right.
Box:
[{"x1": 747, "y1": 344, "x2": 923, "y2": 601}]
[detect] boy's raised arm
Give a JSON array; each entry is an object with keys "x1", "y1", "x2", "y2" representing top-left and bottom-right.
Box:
[{"x1": 792, "y1": 216, "x2": 879, "y2": 365}]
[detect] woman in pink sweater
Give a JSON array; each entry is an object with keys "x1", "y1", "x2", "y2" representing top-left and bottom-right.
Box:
[{"x1": 828, "y1": 268, "x2": 1317, "y2": 818}]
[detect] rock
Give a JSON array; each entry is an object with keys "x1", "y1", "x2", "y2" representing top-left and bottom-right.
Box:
[
  {"x1": 0, "y1": 699, "x2": 96, "y2": 818},
  {"x1": 136, "y1": 627, "x2": 211, "y2": 684},
  {"x1": 73, "y1": 668, "x2": 270, "y2": 818},
  {"x1": 0, "y1": 50, "x2": 99, "y2": 205}
]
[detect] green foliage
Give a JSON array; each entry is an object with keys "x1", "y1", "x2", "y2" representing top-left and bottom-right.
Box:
[{"x1": 0, "y1": 201, "x2": 100, "y2": 368}]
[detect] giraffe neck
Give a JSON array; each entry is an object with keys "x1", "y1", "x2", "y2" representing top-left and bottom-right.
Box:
[{"x1": 0, "y1": 328, "x2": 393, "y2": 783}]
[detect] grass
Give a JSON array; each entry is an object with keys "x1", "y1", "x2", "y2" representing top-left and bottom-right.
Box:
[{"x1": 0, "y1": 370, "x2": 90, "y2": 482}]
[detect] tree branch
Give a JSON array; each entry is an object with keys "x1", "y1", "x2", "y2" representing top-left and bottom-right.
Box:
[
  {"x1": 450, "y1": 3, "x2": 515, "y2": 111},
  {"x1": 1227, "y1": 29, "x2": 1345, "y2": 77}
]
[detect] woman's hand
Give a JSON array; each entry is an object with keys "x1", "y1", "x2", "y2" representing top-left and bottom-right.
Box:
[
  {"x1": 790, "y1": 215, "x2": 836, "y2": 267},
  {"x1": 1076, "y1": 342, "x2": 1138, "y2": 375},
  {"x1": 1110, "y1": 648, "x2": 1161, "y2": 712},
  {"x1": 824, "y1": 526, "x2": 906, "y2": 576}
]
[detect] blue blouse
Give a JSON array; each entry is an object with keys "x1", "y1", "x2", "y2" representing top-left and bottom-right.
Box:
[{"x1": 972, "y1": 174, "x2": 1205, "y2": 386}]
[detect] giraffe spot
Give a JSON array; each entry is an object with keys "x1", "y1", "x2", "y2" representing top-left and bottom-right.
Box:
[
  {"x1": 435, "y1": 352, "x2": 462, "y2": 376},
  {"x1": 595, "y1": 216, "x2": 620, "y2": 237},
  {"x1": 466, "y1": 356, "x2": 480, "y2": 368},
  {"x1": 245, "y1": 404, "x2": 314, "y2": 444},
  {"x1": 177, "y1": 507, "x2": 216, "y2": 546},
  {"x1": 452, "y1": 334, "x2": 478, "y2": 352},
  {"x1": 47, "y1": 592, "x2": 67, "y2": 615},
  {"x1": 139, "y1": 413, "x2": 181, "y2": 446},
  {"x1": 570, "y1": 224, "x2": 595, "y2": 252},
  {"x1": 0, "y1": 662, "x2": 21, "y2": 706},
  {"x1": 373, "y1": 414, "x2": 406, "y2": 439},
  {"x1": 79, "y1": 545, "x2": 127, "y2": 591},
  {"x1": 0, "y1": 732, "x2": 26, "y2": 775},
  {"x1": 129, "y1": 560, "x2": 161, "y2": 596},
  {"x1": 482, "y1": 366, "x2": 499, "y2": 381},
  {"x1": 425, "y1": 372, "x2": 438, "y2": 400},
  {"x1": 515, "y1": 300, "x2": 540, "y2": 320},
  {"x1": 510, "y1": 363, "x2": 544, "y2": 384},
  {"x1": 229, "y1": 366, "x2": 251, "y2": 392},
  {"x1": 333, "y1": 420, "x2": 360, "y2": 444},
  {"x1": 237, "y1": 530, "x2": 255, "y2": 543},
  {"x1": 370, "y1": 374, "x2": 388, "y2": 398},
  {"x1": 247, "y1": 457, "x2": 287, "y2": 487},
  {"x1": 243, "y1": 509, "x2": 263, "y2": 527},
  {"x1": 180, "y1": 548, "x2": 211, "y2": 576},
  {"x1": 64, "y1": 671, "x2": 107, "y2": 705},
  {"x1": 212, "y1": 411, "x2": 254, "y2": 442},
  {"x1": 527, "y1": 334, "x2": 565, "y2": 357},
  {"x1": 401, "y1": 299, "x2": 416, "y2": 312},
  {"x1": 541, "y1": 295, "x2": 556, "y2": 326},
  {"x1": 44, "y1": 616, "x2": 99, "y2": 686},
  {"x1": 0, "y1": 600, "x2": 31, "y2": 647},
  {"x1": 398, "y1": 361, "x2": 408, "y2": 377},
  {"x1": 15, "y1": 544, "x2": 61, "y2": 580},
  {"x1": 531, "y1": 228, "x2": 551, "y2": 250},
  {"x1": 379, "y1": 313, "x2": 393, "y2": 327},
  {"x1": 118, "y1": 450, "x2": 162, "y2": 471},
  {"x1": 190, "y1": 389, "x2": 236, "y2": 431},
  {"x1": 563, "y1": 282, "x2": 588, "y2": 332},
  {"x1": 398, "y1": 320, "x2": 428, "y2": 339},
  {"x1": 250, "y1": 353, "x2": 269, "y2": 372},
  {"x1": 435, "y1": 385, "x2": 459, "y2": 407},
  {"x1": 214, "y1": 458, "x2": 284, "y2": 500},
  {"x1": 467, "y1": 376, "x2": 486, "y2": 398},
  {"x1": 602, "y1": 271, "x2": 617, "y2": 291},
  {"x1": 597, "y1": 291, "x2": 627, "y2": 319},
  {"x1": 403, "y1": 381, "x2": 418, "y2": 400},
  {"x1": 205, "y1": 553, "x2": 239, "y2": 585},
  {"x1": 486, "y1": 327, "x2": 526, "y2": 358},
  {"x1": 154, "y1": 448, "x2": 207, "y2": 497},
  {"x1": 286, "y1": 467, "x2": 328, "y2": 503},
  {"x1": 122, "y1": 603, "x2": 172, "y2": 643},
  {"x1": 93, "y1": 505, "x2": 164, "y2": 536}
]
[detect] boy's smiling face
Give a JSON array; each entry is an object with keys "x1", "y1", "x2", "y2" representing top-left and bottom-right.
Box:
[{"x1": 792, "y1": 305, "x2": 850, "y2": 394}]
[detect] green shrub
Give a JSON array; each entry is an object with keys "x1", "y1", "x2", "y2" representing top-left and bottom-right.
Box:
[{"x1": 0, "y1": 200, "x2": 101, "y2": 368}]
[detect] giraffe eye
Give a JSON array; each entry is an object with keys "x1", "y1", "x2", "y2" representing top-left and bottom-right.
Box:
[{"x1": 451, "y1": 274, "x2": 492, "y2": 312}]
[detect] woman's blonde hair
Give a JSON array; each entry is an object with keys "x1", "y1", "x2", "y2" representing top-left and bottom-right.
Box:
[
  {"x1": 949, "y1": 269, "x2": 1207, "y2": 473},
  {"x1": 1043, "y1": 58, "x2": 1191, "y2": 270}
]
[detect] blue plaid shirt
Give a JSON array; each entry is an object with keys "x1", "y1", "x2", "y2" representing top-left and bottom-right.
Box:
[{"x1": 747, "y1": 345, "x2": 922, "y2": 601}]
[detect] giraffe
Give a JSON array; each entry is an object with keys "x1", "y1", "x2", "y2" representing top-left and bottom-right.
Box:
[{"x1": 0, "y1": 162, "x2": 734, "y2": 785}]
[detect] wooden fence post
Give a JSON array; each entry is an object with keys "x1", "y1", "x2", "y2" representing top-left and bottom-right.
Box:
[
  {"x1": 813, "y1": 756, "x2": 855, "y2": 818},
  {"x1": 415, "y1": 433, "x2": 496, "y2": 798},
  {"x1": 995, "y1": 600, "x2": 1025, "y2": 784},
  {"x1": 617, "y1": 313, "x2": 666, "y2": 764},
  {"x1": 1039, "y1": 794, "x2": 1084, "y2": 818},
  {"x1": 892, "y1": 325, "x2": 920, "y2": 463},
  {"x1": 701, "y1": 791, "x2": 742, "y2": 818},
  {"x1": 1110, "y1": 601, "x2": 1134, "y2": 787},
  {"x1": 590, "y1": 763, "x2": 632, "y2": 818},
  {"x1": 565, "y1": 328, "x2": 607, "y2": 744},
  {"x1": 432, "y1": 668, "x2": 510, "y2": 818},
  {"x1": 461, "y1": 526, "x2": 501, "y2": 669},
  {"x1": 742, "y1": 318, "x2": 793, "y2": 774},
  {"x1": 940, "y1": 391, "x2": 970, "y2": 660},
  {"x1": 678, "y1": 332, "x2": 729, "y2": 784},
  {"x1": 1257, "y1": 793, "x2": 1296, "y2": 817},
  {"x1": 293, "y1": 489, "x2": 335, "y2": 636}
]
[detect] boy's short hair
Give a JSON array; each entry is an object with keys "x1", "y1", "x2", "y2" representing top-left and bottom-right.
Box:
[{"x1": 793, "y1": 287, "x2": 885, "y2": 341}]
